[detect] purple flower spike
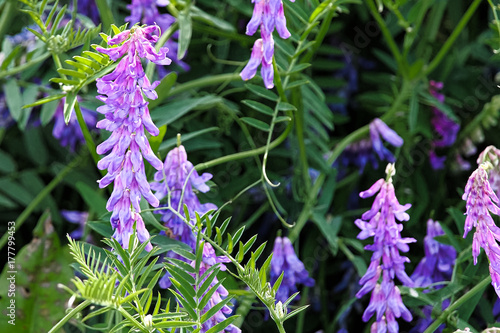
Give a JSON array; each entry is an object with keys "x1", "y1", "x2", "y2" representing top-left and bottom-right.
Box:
[
  {"x1": 96, "y1": 25, "x2": 171, "y2": 251},
  {"x1": 411, "y1": 219, "x2": 456, "y2": 288},
  {"x1": 355, "y1": 164, "x2": 415, "y2": 332},
  {"x1": 270, "y1": 236, "x2": 315, "y2": 303},
  {"x1": 463, "y1": 155, "x2": 500, "y2": 297}
]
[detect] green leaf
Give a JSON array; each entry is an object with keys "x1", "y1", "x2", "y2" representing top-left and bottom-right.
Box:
[
  {"x1": 205, "y1": 316, "x2": 239, "y2": 333},
  {"x1": 87, "y1": 220, "x2": 114, "y2": 238},
  {"x1": 245, "y1": 84, "x2": 278, "y2": 101},
  {"x1": 242, "y1": 100, "x2": 274, "y2": 116},
  {"x1": 151, "y1": 95, "x2": 222, "y2": 127},
  {"x1": 148, "y1": 72, "x2": 177, "y2": 108},
  {"x1": 178, "y1": 10, "x2": 192, "y2": 60},
  {"x1": 409, "y1": 88, "x2": 419, "y2": 133},
  {"x1": 75, "y1": 182, "x2": 108, "y2": 216},
  {"x1": 64, "y1": 91, "x2": 77, "y2": 124},
  {"x1": 3, "y1": 81, "x2": 22, "y2": 121},
  {"x1": 240, "y1": 117, "x2": 270, "y2": 131},
  {"x1": 0, "y1": 150, "x2": 16, "y2": 174},
  {"x1": 1, "y1": 45, "x2": 22, "y2": 70},
  {"x1": 219, "y1": 217, "x2": 231, "y2": 235},
  {"x1": 190, "y1": 6, "x2": 235, "y2": 32},
  {"x1": 287, "y1": 63, "x2": 311, "y2": 75},
  {"x1": 159, "y1": 127, "x2": 219, "y2": 152},
  {"x1": 277, "y1": 102, "x2": 297, "y2": 111}
]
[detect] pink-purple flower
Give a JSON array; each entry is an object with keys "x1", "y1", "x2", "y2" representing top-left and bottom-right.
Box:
[
  {"x1": 126, "y1": 0, "x2": 189, "y2": 73},
  {"x1": 463, "y1": 146, "x2": 500, "y2": 297},
  {"x1": 270, "y1": 236, "x2": 315, "y2": 303},
  {"x1": 241, "y1": 0, "x2": 295, "y2": 89},
  {"x1": 95, "y1": 24, "x2": 171, "y2": 251},
  {"x1": 355, "y1": 164, "x2": 415, "y2": 332}
]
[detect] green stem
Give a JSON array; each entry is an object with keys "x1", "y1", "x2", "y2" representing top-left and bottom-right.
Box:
[
  {"x1": 424, "y1": 0, "x2": 482, "y2": 75},
  {"x1": 95, "y1": 0, "x2": 114, "y2": 32},
  {"x1": 0, "y1": 157, "x2": 80, "y2": 251},
  {"x1": 74, "y1": 102, "x2": 101, "y2": 169},
  {"x1": 0, "y1": 0, "x2": 15, "y2": 45},
  {"x1": 150, "y1": 72, "x2": 241, "y2": 108},
  {"x1": 0, "y1": 53, "x2": 51, "y2": 79},
  {"x1": 195, "y1": 119, "x2": 293, "y2": 171},
  {"x1": 301, "y1": 3, "x2": 336, "y2": 65},
  {"x1": 366, "y1": 0, "x2": 407, "y2": 77},
  {"x1": 423, "y1": 275, "x2": 491, "y2": 333},
  {"x1": 48, "y1": 300, "x2": 91, "y2": 333},
  {"x1": 488, "y1": 0, "x2": 500, "y2": 53}
]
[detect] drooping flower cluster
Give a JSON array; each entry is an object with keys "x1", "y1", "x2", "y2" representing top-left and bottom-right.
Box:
[
  {"x1": 126, "y1": 0, "x2": 189, "y2": 74},
  {"x1": 355, "y1": 164, "x2": 415, "y2": 332},
  {"x1": 52, "y1": 97, "x2": 97, "y2": 152},
  {"x1": 193, "y1": 242, "x2": 241, "y2": 333},
  {"x1": 151, "y1": 145, "x2": 217, "y2": 249},
  {"x1": 270, "y1": 236, "x2": 315, "y2": 303},
  {"x1": 61, "y1": 210, "x2": 91, "y2": 242},
  {"x1": 463, "y1": 146, "x2": 500, "y2": 298},
  {"x1": 428, "y1": 81, "x2": 460, "y2": 169},
  {"x1": 241, "y1": 0, "x2": 295, "y2": 89},
  {"x1": 340, "y1": 118, "x2": 403, "y2": 172},
  {"x1": 411, "y1": 219, "x2": 456, "y2": 288},
  {"x1": 95, "y1": 25, "x2": 171, "y2": 251},
  {"x1": 410, "y1": 219, "x2": 457, "y2": 333}
]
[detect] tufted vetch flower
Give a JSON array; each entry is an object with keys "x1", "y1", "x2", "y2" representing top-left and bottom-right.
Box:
[
  {"x1": 95, "y1": 24, "x2": 171, "y2": 251},
  {"x1": 270, "y1": 236, "x2": 315, "y2": 303},
  {"x1": 462, "y1": 148, "x2": 500, "y2": 297},
  {"x1": 354, "y1": 163, "x2": 415, "y2": 332}
]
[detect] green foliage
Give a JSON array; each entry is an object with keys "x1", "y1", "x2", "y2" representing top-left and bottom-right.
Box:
[{"x1": 0, "y1": 212, "x2": 74, "y2": 333}]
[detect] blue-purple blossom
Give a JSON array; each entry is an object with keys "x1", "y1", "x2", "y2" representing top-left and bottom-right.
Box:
[
  {"x1": 409, "y1": 220, "x2": 456, "y2": 333},
  {"x1": 241, "y1": 0, "x2": 294, "y2": 89},
  {"x1": 369, "y1": 118, "x2": 404, "y2": 163},
  {"x1": 411, "y1": 219, "x2": 456, "y2": 288},
  {"x1": 428, "y1": 81, "x2": 460, "y2": 170},
  {"x1": 126, "y1": 0, "x2": 189, "y2": 73},
  {"x1": 61, "y1": 210, "x2": 91, "y2": 242},
  {"x1": 193, "y1": 242, "x2": 241, "y2": 333},
  {"x1": 52, "y1": 97, "x2": 97, "y2": 152},
  {"x1": 95, "y1": 25, "x2": 171, "y2": 251},
  {"x1": 75, "y1": 0, "x2": 100, "y2": 24},
  {"x1": 270, "y1": 236, "x2": 315, "y2": 303},
  {"x1": 0, "y1": 93, "x2": 14, "y2": 129},
  {"x1": 463, "y1": 147, "x2": 500, "y2": 297},
  {"x1": 355, "y1": 164, "x2": 415, "y2": 332},
  {"x1": 340, "y1": 119, "x2": 403, "y2": 172}
]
